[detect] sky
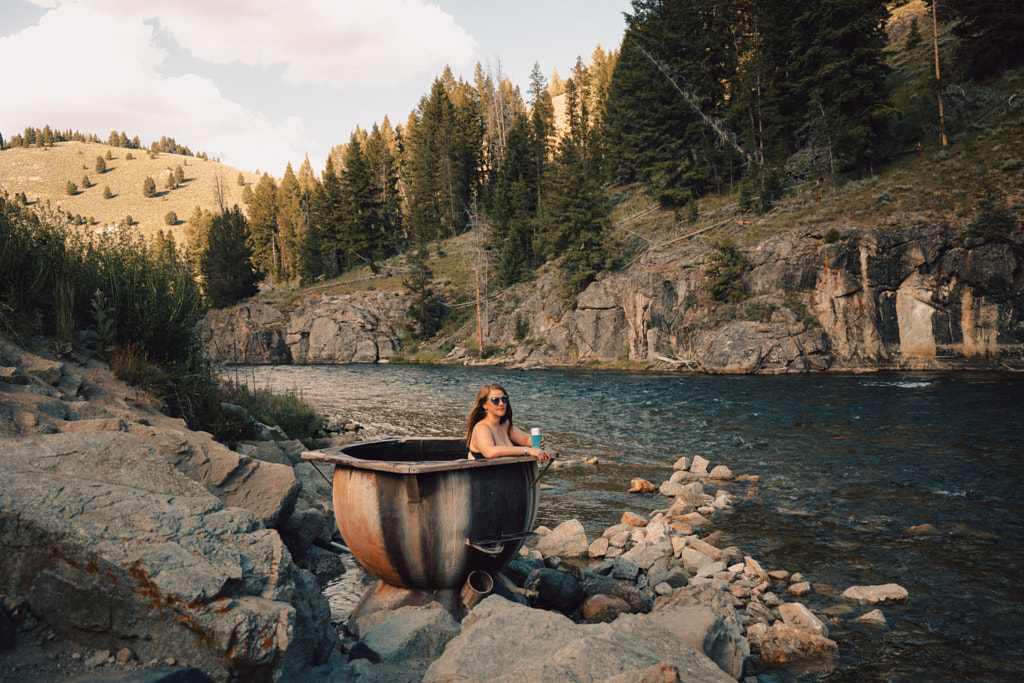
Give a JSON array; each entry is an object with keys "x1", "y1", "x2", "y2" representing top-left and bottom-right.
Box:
[{"x1": 0, "y1": 0, "x2": 632, "y2": 177}]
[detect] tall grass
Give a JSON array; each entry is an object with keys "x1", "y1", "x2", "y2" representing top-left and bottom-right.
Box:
[{"x1": 0, "y1": 195, "x2": 324, "y2": 442}]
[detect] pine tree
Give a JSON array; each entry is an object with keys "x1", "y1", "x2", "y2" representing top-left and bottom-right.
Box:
[
  {"x1": 404, "y1": 76, "x2": 482, "y2": 243},
  {"x1": 403, "y1": 247, "x2": 445, "y2": 339},
  {"x1": 95, "y1": 156, "x2": 106, "y2": 173},
  {"x1": 248, "y1": 173, "x2": 279, "y2": 278},
  {"x1": 364, "y1": 118, "x2": 403, "y2": 257},
  {"x1": 792, "y1": 0, "x2": 894, "y2": 178},
  {"x1": 143, "y1": 176, "x2": 156, "y2": 198},
  {"x1": 184, "y1": 206, "x2": 214, "y2": 271},
  {"x1": 276, "y1": 163, "x2": 304, "y2": 280},
  {"x1": 541, "y1": 75, "x2": 614, "y2": 303},
  {"x1": 528, "y1": 62, "x2": 555, "y2": 217},
  {"x1": 905, "y1": 17, "x2": 923, "y2": 50},
  {"x1": 200, "y1": 206, "x2": 260, "y2": 309},
  {"x1": 938, "y1": 0, "x2": 1024, "y2": 77},
  {"x1": 603, "y1": 0, "x2": 742, "y2": 204},
  {"x1": 338, "y1": 132, "x2": 382, "y2": 272},
  {"x1": 309, "y1": 155, "x2": 343, "y2": 281},
  {"x1": 492, "y1": 113, "x2": 538, "y2": 287}
]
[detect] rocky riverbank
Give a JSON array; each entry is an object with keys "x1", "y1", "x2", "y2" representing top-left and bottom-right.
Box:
[
  {"x1": 0, "y1": 338, "x2": 351, "y2": 681},
  {"x1": 326, "y1": 454, "x2": 908, "y2": 682},
  {"x1": 201, "y1": 221, "x2": 1024, "y2": 374},
  {"x1": 0, "y1": 338, "x2": 909, "y2": 682}
]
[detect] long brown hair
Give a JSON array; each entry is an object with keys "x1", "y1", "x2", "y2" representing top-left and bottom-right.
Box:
[{"x1": 464, "y1": 383, "x2": 513, "y2": 446}]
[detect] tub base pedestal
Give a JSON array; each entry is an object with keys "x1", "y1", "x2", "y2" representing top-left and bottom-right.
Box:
[{"x1": 347, "y1": 580, "x2": 466, "y2": 638}]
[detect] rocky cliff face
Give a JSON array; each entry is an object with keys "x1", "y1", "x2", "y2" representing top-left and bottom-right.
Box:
[
  {"x1": 0, "y1": 340, "x2": 342, "y2": 681},
  {"x1": 203, "y1": 221, "x2": 1023, "y2": 373},
  {"x1": 202, "y1": 290, "x2": 406, "y2": 365}
]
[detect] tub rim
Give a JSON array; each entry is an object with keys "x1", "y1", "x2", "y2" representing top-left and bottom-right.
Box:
[{"x1": 301, "y1": 436, "x2": 536, "y2": 475}]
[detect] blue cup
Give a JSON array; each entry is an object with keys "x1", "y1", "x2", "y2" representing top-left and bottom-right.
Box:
[{"x1": 531, "y1": 429, "x2": 542, "y2": 449}]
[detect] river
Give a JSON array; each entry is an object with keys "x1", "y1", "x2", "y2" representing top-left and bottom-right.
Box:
[{"x1": 231, "y1": 363, "x2": 1024, "y2": 682}]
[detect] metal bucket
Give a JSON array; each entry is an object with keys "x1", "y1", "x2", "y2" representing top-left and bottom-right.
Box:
[{"x1": 303, "y1": 437, "x2": 539, "y2": 591}]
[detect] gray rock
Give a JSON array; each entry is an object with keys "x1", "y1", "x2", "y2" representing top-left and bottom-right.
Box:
[
  {"x1": 779, "y1": 601, "x2": 829, "y2": 638},
  {"x1": 588, "y1": 536, "x2": 609, "y2": 557},
  {"x1": 659, "y1": 480, "x2": 687, "y2": 497},
  {"x1": 686, "y1": 536, "x2": 726, "y2": 563},
  {"x1": 305, "y1": 546, "x2": 346, "y2": 577},
  {"x1": 582, "y1": 575, "x2": 655, "y2": 614},
  {"x1": 524, "y1": 568, "x2": 584, "y2": 614},
  {"x1": 0, "y1": 430, "x2": 337, "y2": 681},
  {"x1": 855, "y1": 608, "x2": 888, "y2": 628},
  {"x1": 708, "y1": 465, "x2": 733, "y2": 480},
  {"x1": 756, "y1": 622, "x2": 839, "y2": 668},
  {"x1": 673, "y1": 482, "x2": 706, "y2": 507},
  {"x1": 350, "y1": 606, "x2": 460, "y2": 665},
  {"x1": 611, "y1": 557, "x2": 639, "y2": 581},
  {"x1": 841, "y1": 583, "x2": 909, "y2": 604},
  {"x1": 680, "y1": 547, "x2": 715, "y2": 575},
  {"x1": 423, "y1": 595, "x2": 734, "y2": 683},
  {"x1": 252, "y1": 439, "x2": 289, "y2": 465},
  {"x1": 663, "y1": 566, "x2": 691, "y2": 589},
  {"x1": 649, "y1": 583, "x2": 750, "y2": 680},
  {"x1": 621, "y1": 540, "x2": 674, "y2": 570},
  {"x1": 535, "y1": 518, "x2": 589, "y2": 557}
]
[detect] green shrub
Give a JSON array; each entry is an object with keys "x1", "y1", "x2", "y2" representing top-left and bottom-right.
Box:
[
  {"x1": 514, "y1": 313, "x2": 529, "y2": 342},
  {"x1": 142, "y1": 176, "x2": 156, "y2": 197},
  {"x1": 823, "y1": 227, "x2": 840, "y2": 243},
  {"x1": 229, "y1": 384, "x2": 325, "y2": 443},
  {"x1": 480, "y1": 344, "x2": 504, "y2": 359},
  {"x1": 704, "y1": 239, "x2": 749, "y2": 303},
  {"x1": 165, "y1": 211, "x2": 177, "y2": 225},
  {"x1": 65, "y1": 181, "x2": 78, "y2": 195}
]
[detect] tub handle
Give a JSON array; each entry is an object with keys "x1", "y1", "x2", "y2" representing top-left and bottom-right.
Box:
[
  {"x1": 466, "y1": 540, "x2": 505, "y2": 556},
  {"x1": 465, "y1": 531, "x2": 536, "y2": 556},
  {"x1": 528, "y1": 450, "x2": 559, "y2": 488}
]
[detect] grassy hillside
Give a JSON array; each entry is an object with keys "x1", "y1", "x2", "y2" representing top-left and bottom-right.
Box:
[{"x1": 0, "y1": 141, "x2": 261, "y2": 247}]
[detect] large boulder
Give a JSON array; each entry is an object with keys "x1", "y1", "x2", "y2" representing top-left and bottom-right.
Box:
[
  {"x1": 535, "y1": 518, "x2": 589, "y2": 557},
  {"x1": 423, "y1": 595, "x2": 735, "y2": 683},
  {"x1": 648, "y1": 584, "x2": 749, "y2": 680},
  {"x1": 0, "y1": 430, "x2": 339, "y2": 682}
]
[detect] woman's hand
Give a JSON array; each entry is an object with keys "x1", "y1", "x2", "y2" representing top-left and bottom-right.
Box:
[{"x1": 525, "y1": 447, "x2": 550, "y2": 463}]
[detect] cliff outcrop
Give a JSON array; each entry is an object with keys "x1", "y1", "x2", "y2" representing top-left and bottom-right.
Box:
[
  {"x1": 0, "y1": 340, "x2": 342, "y2": 681},
  {"x1": 202, "y1": 221, "x2": 1023, "y2": 373}
]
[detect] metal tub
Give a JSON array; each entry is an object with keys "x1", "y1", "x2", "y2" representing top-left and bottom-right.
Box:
[{"x1": 303, "y1": 437, "x2": 539, "y2": 591}]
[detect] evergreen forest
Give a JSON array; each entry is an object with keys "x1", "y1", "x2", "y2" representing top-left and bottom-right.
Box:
[{"x1": 4, "y1": 0, "x2": 1023, "y2": 329}]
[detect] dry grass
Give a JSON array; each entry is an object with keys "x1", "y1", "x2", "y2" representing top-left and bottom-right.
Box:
[{"x1": 0, "y1": 141, "x2": 260, "y2": 247}]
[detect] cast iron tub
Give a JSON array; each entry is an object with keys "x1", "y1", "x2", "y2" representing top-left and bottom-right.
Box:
[{"x1": 303, "y1": 437, "x2": 541, "y2": 625}]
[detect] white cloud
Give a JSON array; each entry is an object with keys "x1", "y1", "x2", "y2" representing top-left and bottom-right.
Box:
[
  {"x1": 6, "y1": 0, "x2": 478, "y2": 172},
  {"x1": 31, "y1": 0, "x2": 478, "y2": 88}
]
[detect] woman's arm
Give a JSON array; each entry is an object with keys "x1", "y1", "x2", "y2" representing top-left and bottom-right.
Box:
[
  {"x1": 472, "y1": 423, "x2": 547, "y2": 460},
  {"x1": 508, "y1": 425, "x2": 531, "y2": 447}
]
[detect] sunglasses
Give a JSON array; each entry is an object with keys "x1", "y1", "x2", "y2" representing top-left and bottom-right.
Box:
[{"x1": 488, "y1": 396, "x2": 510, "y2": 405}]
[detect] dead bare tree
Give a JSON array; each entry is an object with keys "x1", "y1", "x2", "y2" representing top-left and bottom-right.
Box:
[{"x1": 932, "y1": 1, "x2": 949, "y2": 147}]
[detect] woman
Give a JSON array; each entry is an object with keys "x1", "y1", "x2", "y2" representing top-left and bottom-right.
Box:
[{"x1": 465, "y1": 383, "x2": 549, "y2": 462}]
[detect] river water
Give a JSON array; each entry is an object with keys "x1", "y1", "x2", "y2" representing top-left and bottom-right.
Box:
[{"x1": 232, "y1": 363, "x2": 1024, "y2": 682}]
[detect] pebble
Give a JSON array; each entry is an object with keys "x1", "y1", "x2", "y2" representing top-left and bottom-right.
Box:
[
  {"x1": 856, "y1": 609, "x2": 888, "y2": 627},
  {"x1": 788, "y1": 582, "x2": 812, "y2": 596}
]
